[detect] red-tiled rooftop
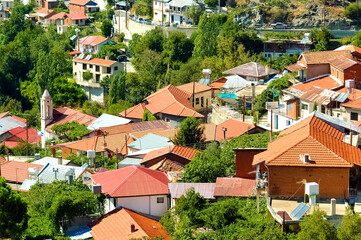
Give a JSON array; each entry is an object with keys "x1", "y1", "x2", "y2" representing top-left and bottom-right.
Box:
[
  {"x1": 223, "y1": 62, "x2": 278, "y2": 78},
  {"x1": 0, "y1": 112, "x2": 9, "y2": 119},
  {"x1": 95, "y1": 120, "x2": 170, "y2": 136},
  {"x1": 342, "y1": 97, "x2": 361, "y2": 110},
  {"x1": 337, "y1": 87, "x2": 361, "y2": 101},
  {"x1": 291, "y1": 75, "x2": 342, "y2": 92},
  {"x1": 91, "y1": 166, "x2": 169, "y2": 197},
  {"x1": 213, "y1": 177, "x2": 256, "y2": 197},
  {"x1": 73, "y1": 57, "x2": 116, "y2": 66},
  {"x1": 215, "y1": 119, "x2": 256, "y2": 141},
  {"x1": 79, "y1": 36, "x2": 108, "y2": 46},
  {"x1": 329, "y1": 55, "x2": 358, "y2": 70},
  {"x1": 301, "y1": 50, "x2": 352, "y2": 65},
  {"x1": 141, "y1": 145, "x2": 199, "y2": 164},
  {"x1": 176, "y1": 82, "x2": 212, "y2": 94},
  {"x1": 120, "y1": 103, "x2": 146, "y2": 119},
  {"x1": 1, "y1": 161, "x2": 44, "y2": 183},
  {"x1": 89, "y1": 207, "x2": 170, "y2": 240},
  {"x1": 69, "y1": 0, "x2": 90, "y2": 5}
]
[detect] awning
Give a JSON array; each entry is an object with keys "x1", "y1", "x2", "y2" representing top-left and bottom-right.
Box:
[
  {"x1": 335, "y1": 93, "x2": 349, "y2": 102},
  {"x1": 216, "y1": 93, "x2": 238, "y2": 99},
  {"x1": 286, "y1": 63, "x2": 306, "y2": 72}
]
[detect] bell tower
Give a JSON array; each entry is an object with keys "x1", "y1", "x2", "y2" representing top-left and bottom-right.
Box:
[{"x1": 40, "y1": 90, "x2": 53, "y2": 148}]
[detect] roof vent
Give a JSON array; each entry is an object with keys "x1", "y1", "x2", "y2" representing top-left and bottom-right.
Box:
[
  {"x1": 130, "y1": 224, "x2": 136, "y2": 233},
  {"x1": 300, "y1": 154, "x2": 311, "y2": 163}
]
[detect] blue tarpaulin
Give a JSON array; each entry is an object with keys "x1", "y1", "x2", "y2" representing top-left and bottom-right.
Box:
[{"x1": 216, "y1": 93, "x2": 238, "y2": 99}]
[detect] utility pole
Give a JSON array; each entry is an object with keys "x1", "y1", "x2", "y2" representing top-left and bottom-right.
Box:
[
  {"x1": 243, "y1": 95, "x2": 246, "y2": 122},
  {"x1": 161, "y1": 0, "x2": 164, "y2": 25},
  {"x1": 125, "y1": 0, "x2": 128, "y2": 29},
  {"x1": 270, "y1": 109, "x2": 273, "y2": 142}
]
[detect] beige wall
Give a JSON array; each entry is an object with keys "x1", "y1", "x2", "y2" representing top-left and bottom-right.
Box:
[
  {"x1": 73, "y1": 60, "x2": 123, "y2": 84},
  {"x1": 190, "y1": 91, "x2": 212, "y2": 111},
  {"x1": 345, "y1": 108, "x2": 361, "y2": 122}
]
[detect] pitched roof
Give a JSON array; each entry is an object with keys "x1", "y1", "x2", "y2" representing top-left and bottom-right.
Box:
[
  {"x1": 11, "y1": 115, "x2": 26, "y2": 123},
  {"x1": 48, "y1": 11, "x2": 67, "y2": 20},
  {"x1": 120, "y1": 103, "x2": 146, "y2": 119},
  {"x1": 130, "y1": 128, "x2": 178, "y2": 140},
  {"x1": 0, "y1": 161, "x2": 44, "y2": 183},
  {"x1": 89, "y1": 207, "x2": 170, "y2": 240},
  {"x1": 95, "y1": 120, "x2": 170, "y2": 136},
  {"x1": 91, "y1": 165, "x2": 169, "y2": 197},
  {"x1": 286, "y1": 62, "x2": 307, "y2": 72},
  {"x1": 144, "y1": 85, "x2": 203, "y2": 118},
  {"x1": 73, "y1": 57, "x2": 116, "y2": 67},
  {"x1": 342, "y1": 96, "x2": 361, "y2": 109},
  {"x1": 37, "y1": 163, "x2": 88, "y2": 184},
  {"x1": 253, "y1": 115, "x2": 361, "y2": 167},
  {"x1": 201, "y1": 123, "x2": 217, "y2": 142},
  {"x1": 335, "y1": 45, "x2": 361, "y2": 55},
  {"x1": 213, "y1": 177, "x2": 256, "y2": 197},
  {"x1": 141, "y1": 145, "x2": 199, "y2": 164},
  {"x1": 87, "y1": 113, "x2": 130, "y2": 131},
  {"x1": 0, "y1": 112, "x2": 9, "y2": 119},
  {"x1": 4, "y1": 127, "x2": 41, "y2": 147},
  {"x1": 0, "y1": 156, "x2": 7, "y2": 165},
  {"x1": 291, "y1": 75, "x2": 342, "y2": 92},
  {"x1": 299, "y1": 86, "x2": 340, "y2": 105},
  {"x1": 168, "y1": 182, "x2": 216, "y2": 199},
  {"x1": 329, "y1": 55, "x2": 358, "y2": 70},
  {"x1": 148, "y1": 158, "x2": 185, "y2": 172},
  {"x1": 222, "y1": 62, "x2": 278, "y2": 78},
  {"x1": 79, "y1": 35, "x2": 108, "y2": 46},
  {"x1": 66, "y1": 13, "x2": 89, "y2": 20},
  {"x1": 128, "y1": 133, "x2": 173, "y2": 150},
  {"x1": 215, "y1": 119, "x2": 256, "y2": 141},
  {"x1": 69, "y1": 0, "x2": 90, "y2": 5},
  {"x1": 46, "y1": 107, "x2": 97, "y2": 132},
  {"x1": 337, "y1": 87, "x2": 361, "y2": 101},
  {"x1": 301, "y1": 50, "x2": 352, "y2": 65},
  {"x1": 176, "y1": 82, "x2": 212, "y2": 94},
  {"x1": 0, "y1": 116, "x2": 27, "y2": 135}
]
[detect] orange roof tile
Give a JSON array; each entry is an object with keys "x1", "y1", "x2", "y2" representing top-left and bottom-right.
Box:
[
  {"x1": 79, "y1": 36, "x2": 108, "y2": 46},
  {"x1": 90, "y1": 207, "x2": 170, "y2": 240},
  {"x1": 201, "y1": 123, "x2": 217, "y2": 142},
  {"x1": 329, "y1": 55, "x2": 358, "y2": 70},
  {"x1": 46, "y1": 107, "x2": 97, "y2": 132},
  {"x1": 66, "y1": 13, "x2": 88, "y2": 20},
  {"x1": 130, "y1": 128, "x2": 178, "y2": 140},
  {"x1": 144, "y1": 85, "x2": 203, "y2": 118},
  {"x1": 299, "y1": 86, "x2": 340, "y2": 105},
  {"x1": 286, "y1": 62, "x2": 307, "y2": 72},
  {"x1": 213, "y1": 177, "x2": 256, "y2": 197},
  {"x1": 301, "y1": 50, "x2": 352, "y2": 65},
  {"x1": 73, "y1": 57, "x2": 116, "y2": 67},
  {"x1": 141, "y1": 145, "x2": 199, "y2": 164},
  {"x1": 48, "y1": 11, "x2": 67, "y2": 20},
  {"x1": 215, "y1": 119, "x2": 256, "y2": 141},
  {"x1": 95, "y1": 120, "x2": 170, "y2": 136},
  {"x1": 253, "y1": 115, "x2": 361, "y2": 167},
  {"x1": 0, "y1": 161, "x2": 44, "y2": 183},
  {"x1": 0, "y1": 156, "x2": 6, "y2": 165},
  {"x1": 120, "y1": 103, "x2": 146, "y2": 119},
  {"x1": 337, "y1": 87, "x2": 361, "y2": 101},
  {"x1": 342, "y1": 97, "x2": 361, "y2": 109},
  {"x1": 291, "y1": 75, "x2": 342, "y2": 92},
  {"x1": 0, "y1": 112, "x2": 9, "y2": 119},
  {"x1": 69, "y1": 0, "x2": 90, "y2": 5},
  {"x1": 335, "y1": 45, "x2": 361, "y2": 55},
  {"x1": 176, "y1": 82, "x2": 212, "y2": 94},
  {"x1": 36, "y1": 8, "x2": 54, "y2": 15},
  {"x1": 148, "y1": 158, "x2": 185, "y2": 172},
  {"x1": 210, "y1": 78, "x2": 227, "y2": 89},
  {"x1": 11, "y1": 115, "x2": 26, "y2": 123}
]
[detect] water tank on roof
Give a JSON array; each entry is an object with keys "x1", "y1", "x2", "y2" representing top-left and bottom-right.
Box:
[
  {"x1": 305, "y1": 182, "x2": 319, "y2": 196},
  {"x1": 34, "y1": 153, "x2": 41, "y2": 160},
  {"x1": 87, "y1": 150, "x2": 96, "y2": 159},
  {"x1": 345, "y1": 80, "x2": 355, "y2": 88},
  {"x1": 28, "y1": 167, "x2": 39, "y2": 180}
]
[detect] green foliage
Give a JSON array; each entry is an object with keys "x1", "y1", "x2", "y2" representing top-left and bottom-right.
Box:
[
  {"x1": 82, "y1": 70, "x2": 93, "y2": 81},
  {"x1": 89, "y1": 11, "x2": 106, "y2": 22},
  {"x1": 53, "y1": 1, "x2": 69, "y2": 13},
  {"x1": 336, "y1": 208, "x2": 361, "y2": 240},
  {"x1": 132, "y1": 0, "x2": 153, "y2": 18},
  {"x1": 298, "y1": 209, "x2": 335, "y2": 240},
  {"x1": 97, "y1": 43, "x2": 127, "y2": 60},
  {"x1": 66, "y1": 153, "x2": 118, "y2": 169},
  {"x1": 183, "y1": 131, "x2": 274, "y2": 182},
  {"x1": 311, "y1": 27, "x2": 334, "y2": 51},
  {"x1": 82, "y1": 100, "x2": 104, "y2": 116},
  {"x1": 264, "y1": 32, "x2": 304, "y2": 40},
  {"x1": 51, "y1": 77, "x2": 87, "y2": 106},
  {"x1": 205, "y1": 0, "x2": 217, "y2": 7},
  {"x1": 108, "y1": 71, "x2": 127, "y2": 106},
  {"x1": 11, "y1": 140, "x2": 42, "y2": 156},
  {"x1": 172, "y1": 117, "x2": 205, "y2": 148},
  {"x1": 170, "y1": 57, "x2": 202, "y2": 85},
  {"x1": 107, "y1": 100, "x2": 133, "y2": 116},
  {"x1": 51, "y1": 121, "x2": 91, "y2": 142},
  {"x1": 0, "y1": 177, "x2": 28, "y2": 239},
  {"x1": 352, "y1": 30, "x2": 361, "y2": 48},
  {"x1": 128, "y1": 34, "x2": 142, "y2": 58},
  {"x1": 163, "y1": 32, "x2": 194, "y2": 69},
  {"x1": 345, "y1": 3, "x2": 361, "y2": 20},
  {"x1": 268, "y1": 54, "x2": 298, "y2": 71},
  {"x1": 185, "y1": 5, "x2": 203, "y2": 25},
  {"x1": 142, "y1": 109, "x2": 157, "y2": 121},
  {"x1": 0, "y1": 98, "x2": 22, "y2": 115},
  {"x1": 101, "y1": 19, "x2": 113, "y2": 37},
  {"x1": 25, "y1": 181, "x2": 104, "y2": 238},
  {"x1": 117, "y1": 32, "x2": 125, "y2": 42}
]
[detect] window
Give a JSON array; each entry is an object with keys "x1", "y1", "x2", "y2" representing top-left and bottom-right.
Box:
[
  {"x1": 83, "y1": 64, "x2": 87, "y2": 70},
  {"x1": 286, "y1": 120, "x2": 291, "y2": 126},
  {"x1": 157, "y1": 197, "x2": 164, "y2": 203},
  {"x1": 74, "y1": 62, "x2": 77, "y2": 66},
  {"x1": 74, "y1": 72, "x2": 77, "y2": 76},
  {"x1": 107, "y1": 67, "x2": 111, "y2": 74},
  {"x1": 195, "y1": 98, "x2": 199, "y2": 105},
  {"x1": 321, "y1": 105, "x2": 326, "y2": 114},
  {"x1": 201, "y1": 97, "x2": 204, "y2": 107},
  {"x1": 89, "y1": 64, "x2": 93, "y2": 69},
  {"x1": 165, "y1": 117, "x2": 170, "y2": 123},
  {"x1": 301, "y1": 103, "x2": 308, "y2": 110},
  {"x1": 96, "y1": 66, "x2": 100, "y2": 72},
  {"x1": 351, "y1": 112, "x2": 358, "y2": 121},
  {"x1": 96, "y1": 74, "x2": 100, "y2": 83},
  {"x1": 288, "y1": 104, "x2": 291, "y2": 111},
  {"x1": 114, "y1": 66, "x2": 118, "y2": 71},
  {"x1": 76, "y1": 20, "x2": 79, "y2": 24}
]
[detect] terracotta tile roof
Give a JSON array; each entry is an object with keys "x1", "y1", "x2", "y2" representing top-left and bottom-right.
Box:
[
  {"x1": 79, "y1": 36, "x2": 108, "y2": 46},
  {"x1": 300, "y1": 86, "x2": 340, "y2": 105},
  {"x1": 342, "y1": 97, "x2": 361, "y2": 109},
  {"x1": 96, "y1": 120, "x2": 170, "y2": 136},
  {"x1": 11, "y1": 116, "x2": 26, "y2": 123},
  {"x1": 66, "y1": 13, "x2": 89, "y2": 20},
  {"x1": 69, "y1": 0, "x2": 90, "y2": 5},
  {"x1": 0, "y1": 112, "x2": 9, "y2": 119},
  {"x1": 148, "y1": 158, "x2": 185, "y2": 172},
  {"x1": 301, "y1": 50, "x2": 352, "y2": 65},
  {"x1": 223, "y1": 62, "x2": 278, "y2": 78},
  {"x1": 253, "y1": 115, "x2": 361, "y2": 167},
  {"x1": 335, "y1": 45, "x2": 361, "y2": 55},
  {"x1": 120, "y1": 103, "x2": 146, "y2": 119},
  {"x1": 130, "y1": 128, "x2": 178, "y2": 140},
  {"x1": 291, "y1": 75, "x2": 342, "y2": 92},
  {"x1": 36, "y1": 8, "x2": 54, "y2": 15},
  {"x1": 65, "y1": 133, "x2": 130, "y2": 155},
  {"x1": 0, "y1": 161, "x2": 44, "y2": 183},
  {"x1": 46, "y1": 107, "x2": 97, "y2": 132},
  {"x1": 329, "y1": 55, "x2": 358, "y2": 70},
  {"x1": 48, "y1": 11, "x2": 67, "y2": 20},
  {"x1": 286, "y1": 62, "x2": 307, "y2": 72},
  {"x1": 144, "y1": 85, "x2": 203, "y2": 118},
  {"x1": 4, "y1": 127, "x2": 41, "y2": 148},
  {"x1": 215, "y1": 119, "x2": 256, "y2": 141},
  {"x1": 213, "y1": 177, "x2": 256, "y2": 197},
  {"x1": 0, "y1": 156, "x2": 6, "y2": 165},
  {"x1": 90, "y1": 207, "x2": 170, "y2": 240},
  {"x1": 176, "y1": 82, "x2": 212, "y2": 94},
  {"x1": 69, "y1": 50, "x2": 81, "y2": 56},
  {"x1": 201, "y1": 123, "x2": 216, "y2": 142},
  {"x1": 91, "y1": 165, "x2": 169, "y2": 197},
  {"x1": 337, "y1": 87, "x2": 361, "y2": 101},
  {"x1": 141, "y1": 145, "x2": 199, "y2": 164},
  {"x1": 73, "y1": 57, "x2": 116, "y2": 67}
]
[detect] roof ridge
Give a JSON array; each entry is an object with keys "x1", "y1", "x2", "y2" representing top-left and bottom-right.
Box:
[
  {"x1": 136, "y1": 167, "x2": 168, "y2": 187},
  {"x1": 108, "y1": 166, "x2": 139, "y2": 196},
  {"x1": 123, "y1": 208, "x2": 149, "y2": 237}
]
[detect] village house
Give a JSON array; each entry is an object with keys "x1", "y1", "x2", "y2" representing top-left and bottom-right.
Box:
[
  {"x1": 223, "y1": 62, "x2": 279, "y2": 82},
  {"x1": 127, "y1": 133, "x2": 173, "y2": 153},
  {"x1": 120, "y1": 85, "x2": 204, "y2": 128},
  {"x1": 69, "y1": 0, "x2": 99, "y2": 15},
  {"x1": 176, "y1": 82, "x2": 213, "y2": 112},
  {"x1": 91, "y1": 165, "x2": 170, "y2": 216},
  {"x1": 168, "y1": 183, "x2": 216, "y2": 207},
  {"x1": 87, "y1": 113, "x2": 131, "y2": 131},
  {"x1": 72, "y1": 56, "x2": 123, "y2": 103},
  {"x1": 0, "y1": 0, "x2": 13, "y2": 9},
  {"x1": 77, "y1": 35, "x2": 114, "y2": 54},
  {"x1": 263, "y1": 38, "x2": 313, "y2": 59},
  {"x1": 48, "y1": 12, "x2": 88, "y2": 33},
  {"x1": 1, "y1": 127, "x2": 41, "y2": 148},
  {"x1": 0, "y1": 4, "x2": 9, "y2": 21},
  {"x1": 0, "y1": 116, "x2": 27, "y2": 140},
  {"x1": 89, "y1": 207, "x2": 170, "y2": 240}
]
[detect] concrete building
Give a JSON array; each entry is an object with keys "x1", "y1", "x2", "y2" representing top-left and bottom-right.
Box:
[
  {"x1": 69, "y1": 0, "x2": 99, "y2": 15},
  {"x1": 77, "y1": 35, "x2": 114, "y2": 54},
  {"x1": 72, "y1": 56, "x2": 123, "y2": 103},
  {"x1": 263, "y1": 39, "x2": 313, "y2": 59}
]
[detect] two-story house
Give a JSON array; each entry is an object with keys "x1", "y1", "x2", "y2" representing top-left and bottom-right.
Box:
[
  {"x1": 263, "y1": 39, "x2": 313, "y2": 59},
  {"x1": 69, "y1": 0, "x2": 99, "y2": 15},
  {"x1": 73, "y1": 56, "x2": 123, "y2": 102},
  {"x1": 77, "y1": 35, "x2": 114, "y2": 54}
]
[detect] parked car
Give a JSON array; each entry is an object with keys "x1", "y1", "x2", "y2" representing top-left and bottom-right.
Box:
[{"x1": 273, "y1": 22, "x2": 288, "y2": 29}]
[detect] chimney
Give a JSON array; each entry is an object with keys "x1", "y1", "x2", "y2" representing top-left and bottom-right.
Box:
[
  {"x1": 345, "y1": 79, "x2": 355, "y2": 94},
  {"x1": 130, "y1": 224, "x2": 136, "y2": 233},
  {"x1": 105, "y1": 56, "x2": 110, "y2": 60},
  {"x1": 58, "y1": 156, "x2": 62, "y2": 165},
  {"x1": 300, "y1": 154, "x2": 311, "y2": 163},
  {"x1": 51, "y1": 140, "x2": 56, "y2": 157}
]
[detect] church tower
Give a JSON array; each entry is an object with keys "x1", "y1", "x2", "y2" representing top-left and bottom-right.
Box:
[{"x1": 40, "y1": 90, "x2": 53, "y2": 148}]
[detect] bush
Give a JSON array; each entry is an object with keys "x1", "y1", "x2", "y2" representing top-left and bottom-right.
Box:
[
  {"x1": 345, "y1": 3, "x2": 361, "y2": 20},
  {"x1": 82, "y1": 70, "x2": 93, "y2": 81}
]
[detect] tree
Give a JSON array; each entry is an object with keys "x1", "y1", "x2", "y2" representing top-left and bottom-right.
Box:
[
  {"x1": 205, "y1": 0, "x2": 217, "y2": 7},
  {"x1": 50, "y1": 77, "x2": 87, "y2": 106},
  {"x1": 345, "y1": 3, "x2": 361, "y2": 20},
  {"x1": 132, "y1": 0, "x2": 153, "y2": 17},
  {"x1": 97, "y1": 43, "x2": 127, "y2": 60},
  {"x1": 0, "y1": 177, "x2": 28, "y2": 239},
  {"x1": 51, "y1": 121, "x2": 91, "y2": 142},
  {"x1": 82, "y1": 100, "x2": 104, "y2": 116},
  {"x1": 108, "y1": 71, "x2": 126, "y2": 105},
  {"x1": 101, "y1": 19, "x2": 113, "y2": 37},
  {"x1": 107, "y1": 100, "x2": 133, "y2": 116},
  {"x1": 185, "y1": 5, "x2": 203, "y2": 25},
  {"x1": 172, "y1": 117, "x2": 205, "y2": 147},
  {"x1": 310, "y1": 27, "x2": 334, "y2": 51},
  {"x1": 170, "y1": 57, "x2": 202, "y2": 86},
  {"x1": 337, "y1": 208, "x2": 361, "y2": 240},
  {"x1": 82, "y1": 70, "x2": 93, "y2": 81},
  {"x1": 142, "y1": 109, "x2": 157, "y2": 121},
  {"x1": 298, "y1": 209, "x2": 335, "y2": 240},
  {"x1": 25, "y1": 181, "x2": 104, "y2": 238}
]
